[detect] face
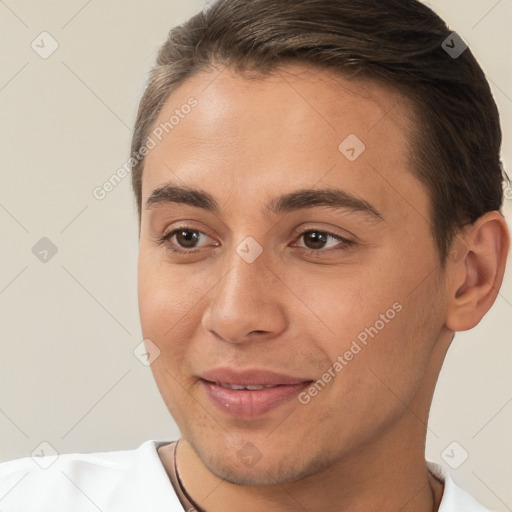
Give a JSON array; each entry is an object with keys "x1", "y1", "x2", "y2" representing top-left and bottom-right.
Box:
[{"x1": 137, "y1": 64, "x2": 448, "y2": 485}]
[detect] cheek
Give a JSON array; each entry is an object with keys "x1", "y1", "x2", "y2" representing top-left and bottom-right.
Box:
[
  {"x1": 137, "y1": 255, "x2": 202, "y2": 414},
  {"x1": 291, "y1": 265, "x2": 400, "y2": 352},
  {"x1": 137, "y1": 249, "x2": 203, "y2": 340},
  {"x1": 299, "y1": 260, "x2": 439, "y2": 409},
  {"x1": 303, "y1": 310, "x2": 432, "y2": 449},
  {"x1": 333, "y1": 284, "x2": 441, "y2": 416}
]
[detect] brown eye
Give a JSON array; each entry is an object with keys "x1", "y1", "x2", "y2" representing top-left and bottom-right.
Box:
[
  {"x1": 173, "y1": 229, "x2": 201, "y2": 249},
  {"x1": 294, "y1": 230, "x2": 355, "y2": 256},
  {"x1": 302, "y1": 231, "x2": 330, "y2": 250},
  {"x1": 159, "y1": 227, "x2": 214, "y2": 254}
]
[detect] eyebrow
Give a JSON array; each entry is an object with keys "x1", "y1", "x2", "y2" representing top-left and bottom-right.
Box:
[{"x1": 145, "y1": 184, "x2": 384, "y2": 221}]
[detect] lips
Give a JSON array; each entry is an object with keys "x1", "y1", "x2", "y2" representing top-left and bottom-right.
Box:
[{"x1": 198, "y1": 368, "x2": 312, "y2": 418}]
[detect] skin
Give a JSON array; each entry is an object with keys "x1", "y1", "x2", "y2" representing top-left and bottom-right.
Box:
[{"x1": 136, "y1": 63, "x2": 510, "y2": 512}]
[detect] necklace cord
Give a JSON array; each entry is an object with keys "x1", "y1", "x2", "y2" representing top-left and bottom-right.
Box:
[{"x1": 174, "y1": 440, "x2": 207, "y2": 512}]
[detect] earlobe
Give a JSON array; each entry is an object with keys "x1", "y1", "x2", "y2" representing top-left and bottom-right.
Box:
[{"x1": 445, "y1": 211, "x2": 510, "y2": 332}]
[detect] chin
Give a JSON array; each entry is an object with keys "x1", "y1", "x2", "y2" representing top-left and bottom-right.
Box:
[
  {"x1": 205, "y1": 460, "x2": 309, "y2": 486},
  {"x1": 193, "y1": 438, "x2": 331, "y2": 487}
]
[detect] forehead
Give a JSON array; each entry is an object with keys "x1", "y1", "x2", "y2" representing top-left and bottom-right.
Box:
[
  {"x1": 141, "y1": 63, "x2": 426, "y2": 224},
  {"x1": 150, "y1": 63, "x2": 413, "y2": 140}
]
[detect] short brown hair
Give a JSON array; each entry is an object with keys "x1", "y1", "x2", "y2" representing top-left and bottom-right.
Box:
[{"x1": 130, "y1": 0, "x2": 506, "y2": 266}]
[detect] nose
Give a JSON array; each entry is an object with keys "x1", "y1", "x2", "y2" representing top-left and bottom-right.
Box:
[{"x1": 201, "y1": 242, "x2": 288, "y2": 344}]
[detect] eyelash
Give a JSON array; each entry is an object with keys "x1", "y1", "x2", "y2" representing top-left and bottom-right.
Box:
[{"x1": 156, "y1": 226, "x2": 355, "y2": 257}]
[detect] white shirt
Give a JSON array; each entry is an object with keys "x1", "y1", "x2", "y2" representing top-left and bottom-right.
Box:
[{"x1": 0, "y1": 439, "x2": 493, "y2": 511}]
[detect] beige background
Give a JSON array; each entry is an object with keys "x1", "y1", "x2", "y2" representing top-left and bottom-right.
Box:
[{"x1": 0, "y1": 0, "x2": 511, "y2": 510}]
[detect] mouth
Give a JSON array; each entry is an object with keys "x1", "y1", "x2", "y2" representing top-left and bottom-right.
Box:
[{"x1": 198, "y1": 368, "x2": 313, "y2": 418}]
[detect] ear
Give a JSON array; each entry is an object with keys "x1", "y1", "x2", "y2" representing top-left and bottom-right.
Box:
[{"x1": 445, "y1": 211, "x2": 510, "y2": 332}]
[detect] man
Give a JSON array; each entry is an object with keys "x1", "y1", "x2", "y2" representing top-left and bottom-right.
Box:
[{"x1": 0, "y1": 0, "x2": 509, "y2": 510}]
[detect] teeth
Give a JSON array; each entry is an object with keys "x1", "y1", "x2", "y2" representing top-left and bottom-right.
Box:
[{"x1": 216, "y1": 382, "x2": 278, "y2": 390}]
